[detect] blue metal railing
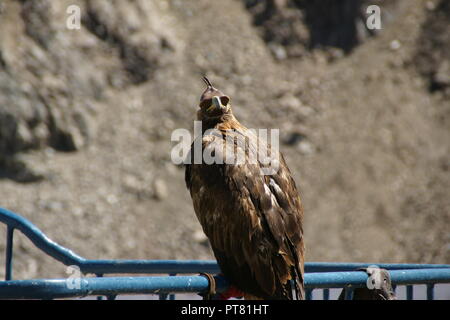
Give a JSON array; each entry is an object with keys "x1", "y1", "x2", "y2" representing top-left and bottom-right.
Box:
[
  {"x1": 1, "y1": 207, "x2": 450, "y2": 299},
  {"x1": 1, "y1": 269, "x2": 449, "y2": 300}
]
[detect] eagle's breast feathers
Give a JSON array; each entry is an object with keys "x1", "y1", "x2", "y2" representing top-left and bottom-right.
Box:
[{"x1": 185, "y1": 122, "x2": 304, "y2": 299}]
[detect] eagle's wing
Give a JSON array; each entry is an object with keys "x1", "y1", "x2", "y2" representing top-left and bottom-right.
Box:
[{"x1": 185, "y1": 129, "x2": 304, "y2": 299}]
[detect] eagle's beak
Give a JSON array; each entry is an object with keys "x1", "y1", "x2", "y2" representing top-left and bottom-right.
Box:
[{"x1": 207, "y1": 96, "x2": 225, "y2": 112}]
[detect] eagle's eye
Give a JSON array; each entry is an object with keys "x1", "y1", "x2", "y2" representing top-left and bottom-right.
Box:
[
  {"x1": 199, "y1": 98, "x2": 212, "y2": 109},
  {"x1": 220, "y1": 96, "x2": 230, "y2": 106}
]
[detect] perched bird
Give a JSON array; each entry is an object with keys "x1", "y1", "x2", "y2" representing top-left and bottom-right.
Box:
[{"x1": 185, "y1": 77, "x2": 305, "y2": 300}]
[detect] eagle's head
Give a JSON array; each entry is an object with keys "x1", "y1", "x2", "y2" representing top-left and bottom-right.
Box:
[{"x1": 197, "y1": 77, "x2": 232, "y2": 121}]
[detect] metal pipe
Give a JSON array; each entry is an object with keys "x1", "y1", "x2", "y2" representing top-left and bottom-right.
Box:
[
  {"x1": 305, "y1": 262, "x2": 450, "y2": 272},
  {"x1": 0, "y1": 275, "x2": 225, "y2": 299},
  {"x1": 305, "y1": 269, "x2": 450, "y2": 288},
  {"x1": 305, "y1": 289, "x2": 312, "y2": 300},
  {"x1": 5, "y1": 226, "x2": 14, "y2": 281},
  {"x1": 344, "y1": 288, "x2": 354, "y2": 300},
  {"x1": 1, "y1": 269, "x2": 449, "y2": 300},
  {"x1": 323, "y1": 288, "x2": 330, "y2": 300},
  {"x1": 406, "y1": 285, "x2": 413, "y2": 300},
  {"x1": 426, "y1": 284, "x2": 434, "y2": 300}
]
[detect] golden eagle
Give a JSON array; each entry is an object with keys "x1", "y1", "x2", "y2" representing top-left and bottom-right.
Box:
[{"x1": 185, "y1": 77, "x2": 305, "y2": 300}]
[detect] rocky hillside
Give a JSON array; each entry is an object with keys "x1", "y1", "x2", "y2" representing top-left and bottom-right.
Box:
[{"x1": 0, "y1": 0, "x2": 448, "y2": 280}]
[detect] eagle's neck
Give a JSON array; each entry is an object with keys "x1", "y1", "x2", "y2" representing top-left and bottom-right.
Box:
[{"x1": 200, "y1": 114, "x2": 243, "y2": 133}]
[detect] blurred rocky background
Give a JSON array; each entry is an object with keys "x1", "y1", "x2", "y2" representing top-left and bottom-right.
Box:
[{"x1": 0, "y1": 0, "x2": 448, "y2": 280}]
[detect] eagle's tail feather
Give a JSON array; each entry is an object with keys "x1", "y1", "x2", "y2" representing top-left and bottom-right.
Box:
[{"x1": 291, "y1": 266, "x2": 305, "y2": 300}]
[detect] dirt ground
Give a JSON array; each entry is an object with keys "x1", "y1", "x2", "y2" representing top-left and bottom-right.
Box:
[{"x1": 0, "y1": 0, "x2": 448, "y2": 281}]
